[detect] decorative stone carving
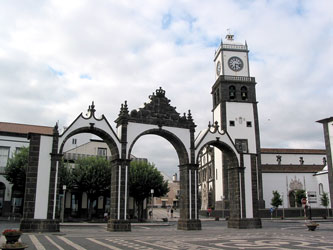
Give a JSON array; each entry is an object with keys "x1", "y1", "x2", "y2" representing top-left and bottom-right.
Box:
[
  {"x1": 116, "y1": 87, "x2": 195, "y2": 129},
  {"x1": 289, "y1": 176, "x2": 303, "y2": 190}
]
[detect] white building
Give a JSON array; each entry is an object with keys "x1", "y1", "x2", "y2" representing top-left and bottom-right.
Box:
[
  {"x1": 0, "y1": 122, "x2": 53, "y2": 216},
  {"x1": 198, "y1": 34, "x2": 331, "y2": 215}
]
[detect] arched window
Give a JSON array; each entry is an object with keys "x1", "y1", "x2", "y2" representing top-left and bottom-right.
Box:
[
  {"x1": 241, "y1": 86, "x2": 248, "y2": 100},
  {"x1": 229, "y1": 86, "x2": 236, "y2": 100}
]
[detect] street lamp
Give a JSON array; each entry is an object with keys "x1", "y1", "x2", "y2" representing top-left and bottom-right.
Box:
[
  {"x1": 62, "y1": 185, "x2": 66, "y2": 223},
  {"x1": 282, "y1": 192, "x2": 285, "y2": 219},
  {"x1": 151, "y1": 189, "x2": 154, "y2": 220}
]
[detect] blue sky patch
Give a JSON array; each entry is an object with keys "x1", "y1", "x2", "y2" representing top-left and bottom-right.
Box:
[
  {"x1": 48, "y1": 66, "x2": 64, "y2": 76},
  {"x1": 80, "y1": 74, "x2": 92, "y2": 80},
  {"x1": 162, "y1": 13, "x2": 172, "y2": 29}
]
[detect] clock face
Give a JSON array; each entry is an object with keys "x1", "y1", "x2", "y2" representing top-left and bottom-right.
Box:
[
  {"x1": 216, "y1": 61, "x2": 221, "y2": 75},
  {"x1": 228, "y1": 56, "x2": 243, "y2": 72}
]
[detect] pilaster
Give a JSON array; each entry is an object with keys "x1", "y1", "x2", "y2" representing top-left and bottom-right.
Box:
[
  {"x1": 107, "y1": 159, "x2": 131, "y2": 231},
  {"x1": 177, "y1": 164, "x2": 201, "y2": 230}
]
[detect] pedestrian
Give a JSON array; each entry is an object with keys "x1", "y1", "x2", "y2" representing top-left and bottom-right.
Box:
[
  {"x1": 171, "y1": 207, "x2": 174, "y2": 218},
  {"x1": 207, "y1": 207, "x2": 212, "y2": 217}
]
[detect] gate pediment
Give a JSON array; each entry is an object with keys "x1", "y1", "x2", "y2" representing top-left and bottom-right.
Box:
[{"x1": 116, "y1": 87, "x2": 195, "y2": 129}]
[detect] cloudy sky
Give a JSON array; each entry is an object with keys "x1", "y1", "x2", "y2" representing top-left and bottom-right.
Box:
[{"x1": 1, "y1": 0, "x2": 332, "y2": 176}]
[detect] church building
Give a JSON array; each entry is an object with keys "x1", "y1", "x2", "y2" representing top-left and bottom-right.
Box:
[{"x1": 198, "y1": 34, "x2": 331, "y2": 216}]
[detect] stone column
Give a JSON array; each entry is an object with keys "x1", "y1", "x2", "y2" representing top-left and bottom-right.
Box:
[
  {"x1": 227, "y1": 154, "x2": 262, "y2": 229},
  {"x1": 20, "y1": 132, "x2": 60, "y2": 232},
  {"x1": 107, "y1": 159, "x2": 131, "y2": 231},
  {"x1": 177, "y1": 164, "x2": 201, "y2": 230}
]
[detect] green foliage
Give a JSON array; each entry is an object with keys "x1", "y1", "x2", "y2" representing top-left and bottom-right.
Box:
[
  {"x1": 270, "y1": 190, "x2": 283, "y2": 209},
  {"x1": 321, "y1": 192, "x2": 330, "y2": 208},
  {"x1": 129, "y1": 161, "x2": 169, "y2": 220},
  {"x1": 72, "y1": 156, "x2": 111, "y2": 199},
  {"x1": 58, "y1": 161, "x2": 74, "y2": 192},
  {"x1": 5, "y1": 147, "x2": 29, "y2": 191},
  {"x1": 129, "y1": 161, "x2": 169, "y2": 202},
  {"x1": 295, "y1": 189, "x2": 306, "y2": 207}
]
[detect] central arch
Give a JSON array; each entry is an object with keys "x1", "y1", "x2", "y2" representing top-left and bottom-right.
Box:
[{"x1": 128, "y1": 128, "x2": 189, "y2": 165}]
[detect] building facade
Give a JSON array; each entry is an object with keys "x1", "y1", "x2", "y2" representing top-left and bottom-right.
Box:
[
  {"x1": 198, "y1": 34, "x2": 331, "y2": 215},
  {"x1": 0, "y1": 122, "x2": 53, "y2": 216}
]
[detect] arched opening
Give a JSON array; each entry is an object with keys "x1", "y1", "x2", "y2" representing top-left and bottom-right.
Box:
[
  {"x1": 127, "y1": 129, "x2": 188, "y2": 220},
  {"x1": 128, "y1": 129, "x2": 189, "y2": 165},
  {"x1": 241, "y1": 86, "x2": 248, "y2": 100},
  {"x1": 58, "y1": 128, "x2": 120, "y2": 221},
  {"x1": 289, "y1": 190, "x2": 296, "y2": 208},
  {"x1": 196, "y1": 140, "x2": 240, "y2": 219},
  {"x1": 229, "y1": 86, "x2": 236, "y2": 100}
]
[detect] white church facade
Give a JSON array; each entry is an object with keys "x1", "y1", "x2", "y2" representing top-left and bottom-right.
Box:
[{"x1": 198, "y1": 34, "x2": 332, "y2": 216}]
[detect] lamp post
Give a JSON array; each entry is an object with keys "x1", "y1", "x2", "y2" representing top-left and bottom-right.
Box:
[
  {"x1": 151, "y1": 189, "x2": 154, "y2": 220},
  {"x1": 282, "y1": 192, "x2": 285, "y2": 219},
  {"x1": 62, "y1": 185, "x2": 66, "y2": 223}
]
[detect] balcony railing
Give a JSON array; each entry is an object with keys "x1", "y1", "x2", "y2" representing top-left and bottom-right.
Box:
[
  {"x1": 63, "y1": 153, "x2": 112, "y2": 161},
  {"x1": 221, "y1": 75, "x2": 255, "y2": 83},
  {"x1": 221, "y1": 44, "x2": 247, "y2": 50}
]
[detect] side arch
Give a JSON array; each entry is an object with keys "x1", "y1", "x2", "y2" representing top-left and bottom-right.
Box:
[
  {"x1": 127, "y1": 128, "x2": 189, "y2": 165},
  {"x1": 59, "y1": 126, "x2": 120, "y2": 160}
]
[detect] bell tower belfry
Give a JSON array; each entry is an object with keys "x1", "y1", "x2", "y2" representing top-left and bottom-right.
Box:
[{"x1": 212, "y1": 33, "x2": 265, "y2": 217}]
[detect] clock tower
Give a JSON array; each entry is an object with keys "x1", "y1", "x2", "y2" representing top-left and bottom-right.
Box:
[{"x1": 212, "y1": 33, "x2": 265, "y2": 211}]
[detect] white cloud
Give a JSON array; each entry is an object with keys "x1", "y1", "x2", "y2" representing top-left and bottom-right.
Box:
[{"x1": 0, "y1": 0, "x2": 332, "y2": 176}]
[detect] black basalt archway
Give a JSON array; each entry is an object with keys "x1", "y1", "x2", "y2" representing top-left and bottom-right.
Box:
[
  {"x1": 59, "y1": 126, "x2": 120, "y2": 160},
  {"x1": 127, "y1": 128, "x2": 189, "y2": 165},
  {"x1": 196, "y1": 140, "x2": 241, "y2": 219}
]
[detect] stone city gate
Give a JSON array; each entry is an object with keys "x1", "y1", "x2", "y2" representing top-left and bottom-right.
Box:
[{"x1": 20, "y1": 87, "x2": 261, "y2": 232}]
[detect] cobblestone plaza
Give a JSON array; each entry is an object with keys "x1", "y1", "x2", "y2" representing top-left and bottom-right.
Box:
[{"x1": 1, "y1": 219, "x2": 333, "y2": 249}]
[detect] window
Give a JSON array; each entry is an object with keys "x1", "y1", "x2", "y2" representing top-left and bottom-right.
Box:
[
  {"x1": 216, "y1": 169, "x2": 218, "y2": 180},
  {"x1": 97, "y1": 148, "x2": 107, "y2": 157},
  {"x1": 229, "y1": 121, "x2": 235, "y2": 126},
  {"x1": 229, "y1": 86, "x2": 236, "y2": 100},
  {"x1": 0, "y1": 147, "x2": 10, "y2": 167},
  {"x1": 72, "y1": 138, "x2": 77, "y2": 145},
  {"x1": 319, "y1": 183, "x2": 324, "y2": 195},
  {"x1": 246, "y1": 121, "x2": 252, "y2": 127},
  {"x1": 307, "y1": 191, "x2": 317, "y2": 203},
  {"x1": 241, "y1": 86, "x2": 248, "y2": 100},
  {"x1": 214, "y1": 88, "x2": 220, "y2": 106},
  {"x1": 15, "y1": 147, "x2": 22, "y2": 154},
  {"x1": 235, "y1": 139, "x2": 248, "y2": 153}
]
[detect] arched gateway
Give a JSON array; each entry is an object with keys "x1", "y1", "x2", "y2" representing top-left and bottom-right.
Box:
[{"x1": 20, "y1": 87, "x2": 261, "y2": 232}]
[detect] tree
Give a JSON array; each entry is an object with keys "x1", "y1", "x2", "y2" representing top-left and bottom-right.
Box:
[
  {"x1": 58, "y1": 161, "x2": 74, "y2": 193},
  {"x1": 295, "y1": 189, "x2": 306, "y2": 207},
  {"x1": 129, "y1": 161, "x2": 169, "y2": 221},
  {"x1": 5, "y1": 147, "x2": 29, "y2": 192},
  {"x1": 321, "y1": 192, "x2": 330, "y2": 217},
  {"x1": 71, "y1": 156, "x2": 111, "y2": 220},
  {"x1": 270, "y1": 190, "x2": 283, "y2": 217}
]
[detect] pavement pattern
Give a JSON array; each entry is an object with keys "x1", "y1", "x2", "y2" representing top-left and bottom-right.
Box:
[{"x1": 1, "y1": 219, "x2": 333, "y2": 249}]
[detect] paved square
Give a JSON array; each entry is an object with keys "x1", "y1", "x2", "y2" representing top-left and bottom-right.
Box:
[{"x1": 1, "y1": 220, "x2": 333, "y2": 249}]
